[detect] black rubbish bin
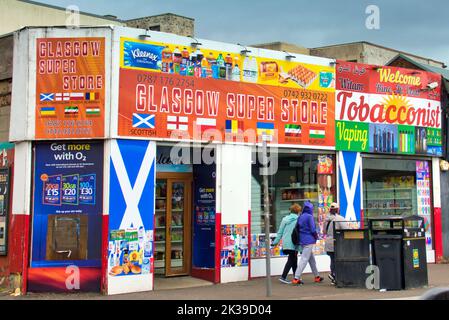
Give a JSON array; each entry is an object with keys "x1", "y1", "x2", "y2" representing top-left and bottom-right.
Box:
[
  {"x1": 402, "y1": 216, "x2": 428, "y2": 289},
  {"x1": 334, "y1": 226, "x2": 370, "y2": 288},
  {"x1": 372, "y1": 234, "x2": 403, "y2": 290}
]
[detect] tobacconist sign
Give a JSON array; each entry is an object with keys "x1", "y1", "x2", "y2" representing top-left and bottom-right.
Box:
[
  {"x1": 118, "y1": 37, "x2": 336, "y2": 147},
  {"x1": 335, "y1": 61, "x2": 442, "y2": 156}
]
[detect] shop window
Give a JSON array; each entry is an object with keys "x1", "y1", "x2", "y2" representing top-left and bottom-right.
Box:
[
  {"x1": 251, "y1": 150, "x2": 336, "y2": 258},
  {"x1": 362, "y1": 158, "x2": 433, "y2": 250}
]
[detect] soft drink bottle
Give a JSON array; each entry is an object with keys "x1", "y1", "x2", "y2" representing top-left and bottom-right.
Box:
[
  {"x1": 225, "y1": 54, "x2": 233, "y2": 80},
  {"x1": 180, "y1": 47, "x2": 189, "y2": 76},
  {"x1": 207, "y1": 52, "x2": 216, "y2": 78},
  {"x1": 173, "y1": 47, "x2": 182, "y2": 74},
  {"x1": 216, "y1": 53, "x2": 226, "y2": 79},
  {"x1": 187, "y1": 51, "x2": 196, "y2": 76},
  {"x1": 161, "y1": 46, "x2": 173, "y2": 73},
  {"x1": 201, "y1": 56, "x2": 209, "y2": 78}
]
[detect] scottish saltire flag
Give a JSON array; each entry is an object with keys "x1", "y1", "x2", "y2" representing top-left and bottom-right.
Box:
[
  {"x1": 40, "y1": 93, "x2": 54, "y2": 102},
  {"x1": 225, "y1": 120, "x2": 244, "y2": 134},
  {"x1": 133, "y1": 113, "x2": 155, "y2": 129},
  {"x1": 285, "y1": 124, "x2": 301, "y2": 137},
  {"x1": 257, "y1": 122, "x2": 275, "y2": 136}
]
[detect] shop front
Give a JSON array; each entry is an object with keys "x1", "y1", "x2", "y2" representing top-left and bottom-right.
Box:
[{"x1": 335, "y1": 61, "x2": 443, "y2": 262}]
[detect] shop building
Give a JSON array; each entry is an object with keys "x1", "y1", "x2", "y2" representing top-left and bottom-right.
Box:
[
  {"x1": 3, "y1": 25, "x2": 445, "y2": 295},
  {"x1": 335, "y1": 60, "x2": 444, "y2": 263}
]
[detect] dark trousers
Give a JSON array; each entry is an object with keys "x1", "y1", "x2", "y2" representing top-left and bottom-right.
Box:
[
  {"x1": 327, "y1": 252, "x2": 335, "y2": 277},
  {"x1": 281, "y1": 250, "x2": 298, "y2": 279}
]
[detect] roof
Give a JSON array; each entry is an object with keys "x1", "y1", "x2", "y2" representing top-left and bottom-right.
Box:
[
  {"x1": 126, "y1": 13, "x2": 195, "y2": 22},
  {"x1": 387, "y1": 53, "x2": 449, "y2": 81},
  {"x1": 311, "y1": 40, "x2": 445, "y2": 67}
]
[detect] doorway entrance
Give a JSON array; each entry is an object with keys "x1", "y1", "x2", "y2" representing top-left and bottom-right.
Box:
[{"x1": 154, "y1": 173, "x2": 192, "y2": 277}]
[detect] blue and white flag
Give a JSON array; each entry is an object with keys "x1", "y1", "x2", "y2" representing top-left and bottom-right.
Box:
[
  {"x1": 133, "y1": 113, "x2": 155, "y2": 129},
  {"x1": 40, "y1": 93, "x2": 55, "y2": 102}
]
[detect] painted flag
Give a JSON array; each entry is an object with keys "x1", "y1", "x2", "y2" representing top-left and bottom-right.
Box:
[
  {"x1": 55, "y1": 93, "x2": 70, "y2": 101},
  {"x1": 196, "y1": 118, "x2": 216, "y2": 133},
  {"x1": 85, "y1": 92, "x2": 100, "y2": 101},
  {"x1": 64, "y1": 106, "x2": 79, "y2": 115},
  {"x1": 40, "y1": 107, "x2": 56, "y2": 117},
  {"x1": 86, "y1": 107, "x2": 101, "y2": 116},
  {"x1": 167, "y1": 116, "x2": 188, "y2": 131},
  {"x1": 133, "y1": 113, "x2": 155, "y2": 129},
  {"x1": 225, "y1": 120, "x2": 244, "y2": 134},
  {"x1": 309, "y1": 127, "x2": 325, "y2": 139},
  {"x1": 285, "y1": 124, "x2": 301, "y2": 137},
  {"x1": 40, "y1": 93, "x2": 54, "y2": 102},
  {"x1": 70, "y1": 93, "x2": 85, "y2": 101},
  {"x1": 257, "y1": 122, "x2": 275, "y2": 136}
]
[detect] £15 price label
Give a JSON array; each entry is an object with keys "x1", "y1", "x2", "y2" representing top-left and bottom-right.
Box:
[
  {"x1": 43, "y1": 175, "x2": 62, "y2": 206},
  {"x1": 62, "y1": 174, "x2": 79, "y2": 205}
]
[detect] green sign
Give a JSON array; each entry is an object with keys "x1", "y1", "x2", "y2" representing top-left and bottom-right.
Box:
[
  {"x1": 427, "y1": 128, "x2": 442, "y2": 146},
  {"x1": 397, "y1": 125, "x2": 415, "y2": 155},
  {"x1": 336, "y1": 120, "x2": 369, "y2": 152}
]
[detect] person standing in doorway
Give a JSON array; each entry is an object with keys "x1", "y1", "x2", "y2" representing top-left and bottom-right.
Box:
[
  {"x1": 323, "y1": 202, "x2": 349, "y2": 285},
  {"x1": 292, "y1": 201, "x2": 324, "y2": 285},
  {"x1": 273, "y1": 203, "x2": 302, "y2": 284}
]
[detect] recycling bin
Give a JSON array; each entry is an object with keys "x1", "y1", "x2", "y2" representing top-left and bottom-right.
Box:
[
  {"x1": 334, "y1": 224, "x2": 370, "y2": 288},
  {"x1": 402, "y1": 216, "x2": 428, "y2": 289}
]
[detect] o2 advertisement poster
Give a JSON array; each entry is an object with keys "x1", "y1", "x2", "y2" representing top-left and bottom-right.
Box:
[{"x1": 32, "y1": 141, "x2": 103, "y2": 267}]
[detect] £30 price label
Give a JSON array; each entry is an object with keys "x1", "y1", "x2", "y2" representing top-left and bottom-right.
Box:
[{"x1": 79, "y1": 174, "x2": 96, "y2": 205}]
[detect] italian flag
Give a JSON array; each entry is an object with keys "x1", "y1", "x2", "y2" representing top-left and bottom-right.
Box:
[{"x1": 309, "y1": 127, "x2": 325, "y2": 139}]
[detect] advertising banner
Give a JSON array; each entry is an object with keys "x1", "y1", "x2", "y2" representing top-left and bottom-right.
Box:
[
  {"x1": 35, "y1": 38, "x2": 105, "y2": 139},
  {"x1": 221, "y1": 224, "x2": 249, "y2": 268},
  {"x1": 32, "y1": 141, "x2": 104, "y2": 267},
  {"x1": 416, "y1": 161, "x2": 433, "y2": 251},
  {"x1": 0, "y1": 168, "x2": 10, "y2": 255},
  {"x1": 336, "y1": 61, "x2": 442, "y2": 156},
  {"x1": 118, "y1": 38, "x2": 335, "y2": 147}
]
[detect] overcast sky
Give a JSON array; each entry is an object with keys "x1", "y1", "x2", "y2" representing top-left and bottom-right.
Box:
[{"x1": 36, "y1": 0, "x2": 449, "y2": 64}]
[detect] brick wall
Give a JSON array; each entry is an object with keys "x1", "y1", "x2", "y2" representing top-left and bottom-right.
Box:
[{"x1": 126, "y1": 14, "x2": 194, "y2": 37}]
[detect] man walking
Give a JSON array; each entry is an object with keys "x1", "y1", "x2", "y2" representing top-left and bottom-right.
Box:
[
  {"x1": 323, "y1": 202, "x2": 349, "y2": 285},
  {"x1": 292, "y1": 201, "x2": 324, "y2": 285}
]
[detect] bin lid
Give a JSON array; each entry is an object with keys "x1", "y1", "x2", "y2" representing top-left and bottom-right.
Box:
[{"x1": 373, "y1": 234, "x2": 402, "y2": 240}]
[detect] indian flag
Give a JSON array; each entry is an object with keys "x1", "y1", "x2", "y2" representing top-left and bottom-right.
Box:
[
  {"x1": 309, "y1": 127, "x2": 325, "y2": 139},
  {"x1": 86, "y1": 107, "x2": 100, "y2": 116},
  {"x1": 285, "y1": 124, "x2": 301, "y2": 137}
]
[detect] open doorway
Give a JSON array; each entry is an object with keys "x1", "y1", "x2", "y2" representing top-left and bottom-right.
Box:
[{"x1": 154, "y1": 144, "x2": 216, "y2": 288}]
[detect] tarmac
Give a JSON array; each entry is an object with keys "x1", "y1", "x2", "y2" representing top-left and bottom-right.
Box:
[{"x1": 1, "y1": 264, "x2": 448, "y2": 300}]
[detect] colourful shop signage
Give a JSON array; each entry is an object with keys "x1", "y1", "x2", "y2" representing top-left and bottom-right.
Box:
[
  {"x1": 35, "y1": 38, "x2": 105, "y2": 139},
  {"x1": 118, "y1": 38, "x2": 336, "y2": 147},
  {"x1": 335, "y1": 61, "x2": 442, "y2": 156}
]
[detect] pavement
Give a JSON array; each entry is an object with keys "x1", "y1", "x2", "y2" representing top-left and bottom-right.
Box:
[{"x1": 1, "y1": 264, "x2": 448, "y2": 300}]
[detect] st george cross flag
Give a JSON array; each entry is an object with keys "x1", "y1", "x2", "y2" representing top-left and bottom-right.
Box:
[{"x1": 167, "y1": 116, "x2": 189, "y2": 131}]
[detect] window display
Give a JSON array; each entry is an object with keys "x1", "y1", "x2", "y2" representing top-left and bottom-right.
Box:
[{"x1": 251, "y1": 150, "x2": 336, "y2": 258}]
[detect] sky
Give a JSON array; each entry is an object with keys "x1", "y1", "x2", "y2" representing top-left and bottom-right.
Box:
[{"x1": 35, "y1": 0, "x2": 449, "y2": 64}]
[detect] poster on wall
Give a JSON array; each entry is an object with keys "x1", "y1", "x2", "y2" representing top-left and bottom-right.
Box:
[
  {"x1": 32, "y1": 141, "x2": 104, "y2": 267},
  {"x1": 35, "y1": 38, "x2": 105, "y2": 139},
  {"x1": 118, "y1": 37, "x2": 335, "y2": 147},
  {"x1": 221, "y1": 225, "x2": 249, "y2": 267},
  {"x1": 108, "y1": 140, "x2": 155, "y2": 290},
  {"x1": 250, "y1": 233, "x2": 284, "y2": 258},
  {"x1": 0, "y1": 168, "x2": 10, "y2": 256},
  {"x1": 335, "y1": 61, "x2": 442, "y2": 156},
  {"x1": 416, "y1": 161, "x2": 433, "y2": 251}
]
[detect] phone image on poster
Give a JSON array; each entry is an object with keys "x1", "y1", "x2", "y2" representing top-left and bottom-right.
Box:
[
  {"x1": 62, "y1": 174, "x2": 79, "y2": 205},
  {"x1": 42, "y1": 175, "x2": 62, "y2": 206},
  {"x1": 79, "y1": 174, "x2": 96, "y2": 205}
]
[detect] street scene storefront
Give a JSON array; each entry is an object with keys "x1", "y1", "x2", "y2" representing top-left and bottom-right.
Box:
[
  {"x1": 335, "y1": 61, "x2": 443, "y2": 262},
  {"x1": 4, "y1": 26, "x2": 444, "y2": 295}
]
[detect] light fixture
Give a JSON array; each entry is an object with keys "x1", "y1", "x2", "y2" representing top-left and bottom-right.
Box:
[
  {"x1": 138, "y1": 29, "x2": 151, "y2": 40},
  {"x1": 284, "y1": 51, "x2": 296, "y2": 60},
  {"x1": 238, "y1": 43, "x2": 252, "y2": 55},
  {"x1": 188, "y1": 36, "x2": 202, "y2": 47},
  {"x1": 329, "y1": 60, "x2": 338, "y2": 66}
]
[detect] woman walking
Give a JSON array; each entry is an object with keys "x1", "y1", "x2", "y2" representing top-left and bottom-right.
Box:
[
  {"x1": 272, "y1": 203, "x2": 302, "y2": 284},
  {"x1": 292, "y1": 201, "x2": 324, "y2": 285}
]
